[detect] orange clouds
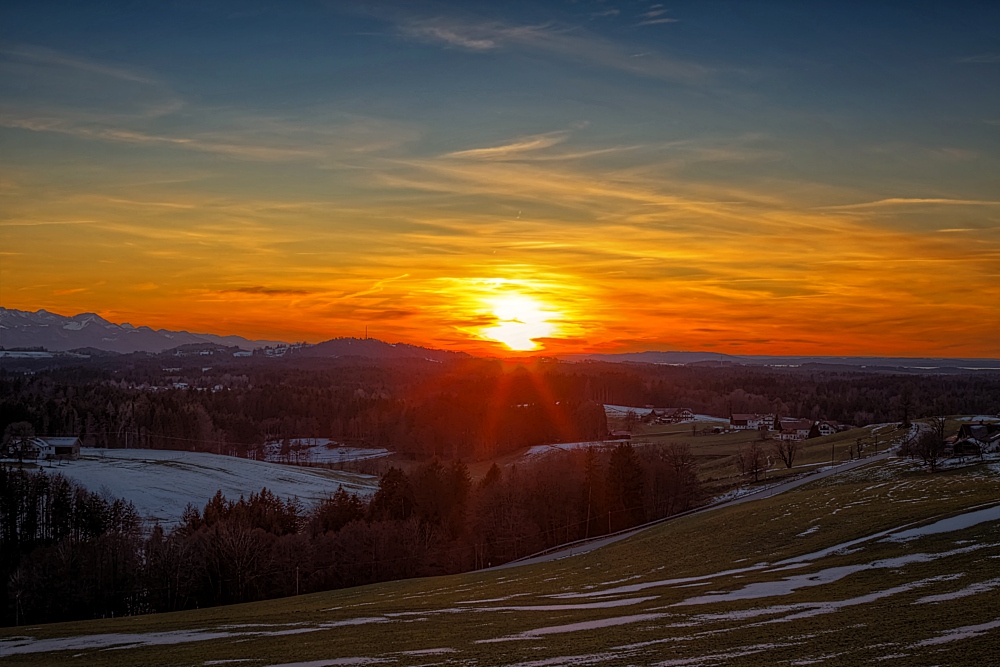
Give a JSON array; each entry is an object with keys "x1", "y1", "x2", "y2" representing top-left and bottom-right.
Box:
[{"x1": 2, "y1": 137, "x2": 998, "y2": 357}]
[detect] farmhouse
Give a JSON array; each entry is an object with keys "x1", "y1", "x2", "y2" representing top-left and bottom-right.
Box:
[
  {"x1": 730, "y1": 414, "x2": 761, "y2": 430},
  {"x1": 816, "y1": 420, "x2": 841, "y2": 436},
  {"x1": 730, "y1": 413, "x2": 776, "y2": 430},
  {"x1": 645, "y1": 407, "x2": 694, "y2": 424},
  {"x1": 661, "y1": 407, "x2": 694, "y2": 421},
  {"x1": 957, "y1": 422, "x2": 999, "y2": 441},
  {"x1": 954, "y1": 423, "x2": 1000, "y2": 455},
  {"x1": 776, "y1": 419, "x2": 814, "y2": 440},
  {"x1": 13, "y1": 436, "x2": 82, "y2": 461}
]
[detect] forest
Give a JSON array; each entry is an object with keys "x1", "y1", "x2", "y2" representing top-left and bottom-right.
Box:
[
  {"x1": 1, "y1": 442, "x2": 700, "y2": 625},
  {"x1": 2, "y1": 356, "x2": 998, "y2": 462}
]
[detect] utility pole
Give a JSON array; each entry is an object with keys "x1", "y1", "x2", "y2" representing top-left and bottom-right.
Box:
[{"x1": 296, "y1": 566, "x2": 300, "y2": 596}]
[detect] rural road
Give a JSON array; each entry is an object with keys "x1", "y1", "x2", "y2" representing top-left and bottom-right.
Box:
[{"x1": 494, "y1": 451, "x2": 894, "y2": 570}]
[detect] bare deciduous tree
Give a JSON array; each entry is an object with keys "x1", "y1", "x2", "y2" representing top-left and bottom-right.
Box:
[
  {"x1": 773, "y1": 438, "x2": 800, "y2": 469},
  {"x1": 737, "y1": 440, "x2": 767, "y2": 482},
  {"x1": 911, "y1": 417, "x2": 947, "y2": 471}
]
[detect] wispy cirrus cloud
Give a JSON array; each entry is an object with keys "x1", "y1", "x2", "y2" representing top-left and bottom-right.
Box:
[
  {"x1": 341, "y1": 274, "x2": 411, "y2": 299},
  {"x1": 636, "y1": 17, "x2": 678, "y2": 27},
  {"x1": 219, "y1": 286, "x2": 316, "y2": 296},
  {"x1": 1, "y1": 109, "x2": 421, "y2": 162},
  {"x1": 955, "y1": 53, "x2": 1000, "y2": 63},
  {"x1": 403, "y1": 24, "x2": 498, "y2": 50},
  {"x1": 2, "y1": 44, "x2": 421, "y2": 163},
  {"x1": 445, "y1": 132, "x2": 569, "y2": 159},
  {"x1": 0, "y1": 43, "x2": 182, "y2": 120},
  {"x1": 397, "y1": 17, "x2": 708, "y2": 82},
  {"x1": 0, "y1": 45, "x2": 156, "y2": 84},
  {"x1": 822, "y1": 198, "x2": 1000, "y2": 210}
]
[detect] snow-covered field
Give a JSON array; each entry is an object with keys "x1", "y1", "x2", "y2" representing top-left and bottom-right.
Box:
[
  {"x1": 262, "y1": 438, "x2": 390, "y2": 464},
  {"x1": 42, "y1": 448, "x2": 379, "y2": 525}
]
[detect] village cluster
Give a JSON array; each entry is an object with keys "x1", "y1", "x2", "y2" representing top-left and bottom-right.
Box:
[
  {"x1": 728, "y1": 413, "x2": 843, "y2": 439},
  {"x1": 635, "y1": 408, "x2": 843, "y2": 440}
]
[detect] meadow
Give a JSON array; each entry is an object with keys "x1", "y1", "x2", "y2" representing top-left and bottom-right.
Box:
[{"x1": 3, "y1": 447, "x2": 999, "y2": 666}]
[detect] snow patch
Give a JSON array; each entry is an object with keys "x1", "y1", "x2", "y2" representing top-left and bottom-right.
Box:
[
  {"x1": 50, "y1": 448, "x2": 378, "y2": 525},
  {"x1": 883, "y1": 504, "x2": 1000, "y2": 542},
  {"x1": 476, "y1": 613, "x2": 666, "y2": 643},
  {"x1": 915, "y1": 578, "x2": 1000, "y2": 604},
  {"x1": 912, "y1": 618, "x2": 1000, "y2": 646}
]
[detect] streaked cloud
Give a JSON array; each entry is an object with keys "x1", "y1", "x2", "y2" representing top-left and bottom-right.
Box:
[
  {"x1": 636, "y1": 18, "x2": 678, "y2": 27},
  {"x1": 1, "y1": 45, "x2": 156, "y2": 84},
  {"x1": 445, "y1": 132, "x2": 569, "y2": 159},
  {"x1": 403, "y1": 24, "x2": 498, "y2": 50},
  {"x1": 955, "y1": 53, "x2": 1000, "y2": 63},
  {"x1": 220, "y1": 286, "x2": 316, "y2": 296},
  {"x1": 396, "y1": 17, "x2": 709, "y2": 82},
  {"x1": 822, "y1": 198, "x2": 1000, "y2": 210}
]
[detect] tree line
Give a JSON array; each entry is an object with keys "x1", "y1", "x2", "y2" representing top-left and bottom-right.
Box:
[
  {"x1": 1, "y1": 441, "x2": 701, "y2": 626},
  {"x1": 0, "y1": 363, "x2": 609, "y2": 461},
  {"x1": 2, "y1": 360, "x2": 996, "y2": 463}
]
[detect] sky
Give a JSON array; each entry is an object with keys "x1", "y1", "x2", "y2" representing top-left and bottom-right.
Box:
[{"x1": 1, "y1": 0, "x2": 999, "y2": 357}]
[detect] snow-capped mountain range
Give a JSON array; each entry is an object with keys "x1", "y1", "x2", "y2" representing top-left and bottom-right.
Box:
[{"x1": 0, "y1": 308, "x2": 285, "y2": 354}]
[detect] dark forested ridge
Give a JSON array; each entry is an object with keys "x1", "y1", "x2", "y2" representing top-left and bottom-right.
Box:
[
  {"x1": 1, "y1": 354, "x2": 998, "y2": 461},
  {"x1": 2, "y1": 443, "x2": 700, "y2": 625}
]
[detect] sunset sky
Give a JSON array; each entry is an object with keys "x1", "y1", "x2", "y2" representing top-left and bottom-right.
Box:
[{"x1": 2, "y1": 1, "x2": 999, "y2": 356}]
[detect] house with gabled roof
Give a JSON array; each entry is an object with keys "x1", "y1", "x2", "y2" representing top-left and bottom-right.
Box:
[
  {"x1": 776, "y1": 419, "x2": 814, "y2": 440},
  {"x1": 10, "y1": 436, "x2": 82, "y2": 461}
]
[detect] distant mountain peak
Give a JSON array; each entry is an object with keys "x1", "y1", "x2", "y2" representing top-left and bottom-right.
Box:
[{"x1": 0, "y1": 307, "x2": 287, "y2": 354}]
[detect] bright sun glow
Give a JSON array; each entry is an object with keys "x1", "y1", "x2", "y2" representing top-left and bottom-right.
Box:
[{"x1": 480, "y1": 294, "x2": 557, "y2": 351}]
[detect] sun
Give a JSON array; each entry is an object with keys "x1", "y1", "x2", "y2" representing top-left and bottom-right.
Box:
[{"x1": 481, "y1": 294, "x2": 556, "y2": 352}]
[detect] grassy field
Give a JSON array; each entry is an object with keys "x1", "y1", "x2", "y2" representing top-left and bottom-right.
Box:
[
  {"x1": 624, "y1": 417, "x2": 914, "y2": 498},
  {"x1": 3, "y1": 451, "x2": 1000, "y2": 666}
]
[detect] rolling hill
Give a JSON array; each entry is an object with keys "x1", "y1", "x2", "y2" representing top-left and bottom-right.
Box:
[
  {"x1": 289, "y1": 337, "x2": 470, "y2": 362},
  {"x1": 4, "y1": 451, "x2": 999, "y2": 665}
]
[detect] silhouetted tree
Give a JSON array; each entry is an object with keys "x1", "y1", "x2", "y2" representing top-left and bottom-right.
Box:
[
  {"x1": 607, "y1": 443, "x2": 644, "y2": 530},
  {"x1": 737, "y1": 440, "x2": 767, "y2": 482},
  {"x1": 773, "y1": 438, "x2": 801, "y2": 469},
  {"x1": 2, "y1": 422, "x2": 35, "y2": 465}
]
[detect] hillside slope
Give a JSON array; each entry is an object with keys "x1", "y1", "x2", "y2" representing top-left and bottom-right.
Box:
[
  {"x1": 3, "y1": 457, "x2": 1000, "y2": 665},
  {"x1": 50, "y1": 448, "x2": 379, "y2": 525}
]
